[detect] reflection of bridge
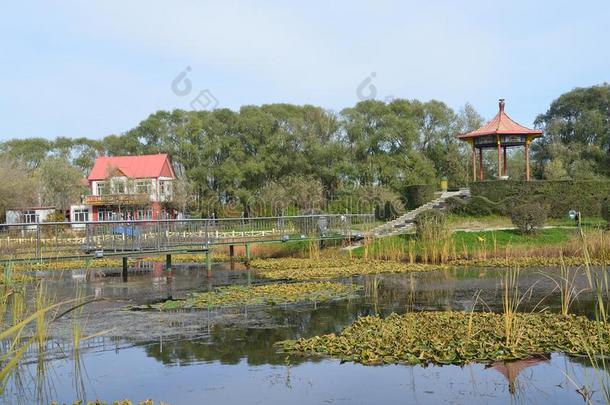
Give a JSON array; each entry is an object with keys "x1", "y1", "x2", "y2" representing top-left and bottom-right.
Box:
[{"x1": 0, "y1": 214, "x2": 373, "y2": 270}]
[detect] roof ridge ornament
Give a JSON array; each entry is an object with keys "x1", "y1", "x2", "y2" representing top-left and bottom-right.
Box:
[{"x1": 499, "y1": 98, "x2": 505, "y2": 112}]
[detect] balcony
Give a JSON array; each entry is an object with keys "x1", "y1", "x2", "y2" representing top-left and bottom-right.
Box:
[{"x1": 85, "y1": 193, "x2": 151, "y2": 206}]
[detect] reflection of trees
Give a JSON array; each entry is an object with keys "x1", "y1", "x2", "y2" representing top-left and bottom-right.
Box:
[{"x1": 143, "y1": 298, "x2": 379, "y2": 366}]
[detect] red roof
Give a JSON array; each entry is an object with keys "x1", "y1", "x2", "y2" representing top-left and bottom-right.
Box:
[
  {"x1": 88, "y1": 154, "x2": 175, "y2": 181},
  {"x1": 459, "y1": 99, "x2": 543, "y2": 139}
]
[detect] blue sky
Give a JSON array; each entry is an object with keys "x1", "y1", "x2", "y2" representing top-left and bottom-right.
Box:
[{"x1": 1, "y1": 0, "x2": 609, "y2": 140}]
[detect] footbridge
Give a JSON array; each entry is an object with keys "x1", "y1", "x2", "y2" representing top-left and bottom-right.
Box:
[{"x1": 0, "y1": 214, "x2": 374, "y2": 267}]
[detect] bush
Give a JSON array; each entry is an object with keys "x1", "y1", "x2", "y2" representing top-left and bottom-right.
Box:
[
  {"x1": 404, "y1": 184, "x2": 435, "y2": 210},
  {"x1": 445, "y1": 195, "x2": 499, "y2": 216},
  {"x1": 414, "y1": 210, "x2": 447, "y2": 239},
  {"x1": 510, "y1": 203, "x2": 547, "y2": 234},
  {"x1": 471, "y1": 180, "x2": 610, "y2": 218}
]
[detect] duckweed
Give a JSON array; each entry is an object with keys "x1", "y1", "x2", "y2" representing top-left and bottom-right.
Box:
[
  {"x1": 278, "y1": 311, "x2": 610, "y2": 365},
  {"x1": 251, "y1": 258, "x2": 447, "y2": 281},
  {"x1": 136, "y1": 282, "x2": 361, "y2": 311}
]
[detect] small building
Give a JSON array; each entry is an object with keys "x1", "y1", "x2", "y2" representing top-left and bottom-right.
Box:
[
  {"x1": 70, "y1": 153, "x2": 179, "y2": 223},
  {"x1": 6, "y1": 206, "x2": 56, "y2": 227}
]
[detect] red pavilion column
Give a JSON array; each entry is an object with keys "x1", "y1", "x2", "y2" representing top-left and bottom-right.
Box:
[
  {"x1": 471, "y1": 142, "x2": 476, "y2": 182},
  {"x1": 525, "y1": 138, "x2": 531, "y2": 181},
  {"x1": 497, "y1": 137, "x2": 502, "y2": 178},
  {"x1": 479, "y1": 148, "x2": 484, "y2": 180}
]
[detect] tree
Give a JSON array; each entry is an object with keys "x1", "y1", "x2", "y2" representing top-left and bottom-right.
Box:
[
  {"x1": 35, "y1": 157, "x2": 87, "y2": 211},
  {"x1": 533, "y1": 83, "x2": 610, "y2": 179},
  {"x1": 0, "y1": 157, "x2": 37, "y2": 220}
]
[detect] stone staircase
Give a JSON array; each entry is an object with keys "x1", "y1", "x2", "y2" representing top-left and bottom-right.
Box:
[{"x1": 369, "y1": 189, "x2": 470, "y2": 238}]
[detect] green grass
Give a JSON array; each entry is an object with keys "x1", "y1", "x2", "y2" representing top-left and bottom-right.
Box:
[
  {"x1": 351, "y1": 227, "x2": 576, "y2": 259},
  {"x1": 453, "y1": 228, "x2": 575, "y2": 250}
]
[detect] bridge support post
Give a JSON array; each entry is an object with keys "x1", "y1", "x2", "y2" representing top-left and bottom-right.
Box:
[
  {"x1": 245, "y1": 243, "x2": 251, "y2": 265},
  {"x1": 205, "y1": 250, "x2": 212, "y2": 273},
  {"x1": 229, "y1": 245, "x2": 235, "y2": 260},
  {"x1": 122, "y1": 256, "x2": 128, "y2": 282},
  {"x1": 166, "y1": 254, "x2": 172, "y2": 272}
]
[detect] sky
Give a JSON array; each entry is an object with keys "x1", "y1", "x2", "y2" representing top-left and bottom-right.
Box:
[{"x1": 1, "y1": 0, "x2": 609, "y2": 140}]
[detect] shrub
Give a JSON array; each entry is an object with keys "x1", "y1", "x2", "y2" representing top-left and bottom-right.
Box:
[
  {"x1": 414, "y1": 210, "x2": 447, "y2": 239},
  {"x1": 445, "y1": 196, "x2": 499, "y2": 216},
  {"x1": 444, "y1": 196, "x2": 468, "y2": 214},
  {"x1": 510, "y1": 203, "x2": 547, "y2": 234},
  {"x1": 471, "y1": 180, "x2": 610, "y2": 218},
  {"x1": 404, "y1": 184, "x2": 435, "y2": 210}
]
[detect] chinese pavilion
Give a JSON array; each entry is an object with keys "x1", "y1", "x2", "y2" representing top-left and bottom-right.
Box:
[{"x1": 458, "y1": 99, "x2": 543, "y2": 181}]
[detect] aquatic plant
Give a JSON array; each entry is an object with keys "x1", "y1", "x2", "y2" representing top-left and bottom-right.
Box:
[
  {"x1": 278, "y1": 311, "x2": 610, "y2": 366},
  {"x1": 136, "y1": 282, "x2": 361, "y2": 311},
  {"x1": 251, "y1": 258, "x2": 447, "y2": 281}
]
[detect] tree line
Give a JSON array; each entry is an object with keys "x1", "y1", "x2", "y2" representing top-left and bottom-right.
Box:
[{"x1": 0, "y1": 83, "x2": 608, "y2": 219}]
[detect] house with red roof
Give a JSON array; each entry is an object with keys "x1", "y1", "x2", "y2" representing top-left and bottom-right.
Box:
[{"x1": 70, "y1": 153, "x2": 179, "y2": 223}]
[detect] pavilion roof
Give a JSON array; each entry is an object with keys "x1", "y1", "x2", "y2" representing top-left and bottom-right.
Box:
[{"x1": 458, "y1": 99, "x2": 543, "y2": 139}]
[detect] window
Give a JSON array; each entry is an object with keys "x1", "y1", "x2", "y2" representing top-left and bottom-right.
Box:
[
  {"x1": 73, "y1": 209, "x2": 89, "y2": 222},
  {"x1": 145, "y1": 209, "x2": 153, "y2": 220},
  {"x1": 97, "y1": 182, "x2": 107, "y2": 195},
  {"x1": 23, "y1": 210, "x2": 37, "y2": 223},
  {"x1": 159, "y1": 180, "x2": 172, "y2": 196},
  {"x1": 136, "y1": 180, "x2": 151, "y2": 194},
  {"x1": 114, "y1": 181, "x2": 126, "y2": 194},
  {"x1": 98, "y1": 209, "x2": 117, "y2": 221}
]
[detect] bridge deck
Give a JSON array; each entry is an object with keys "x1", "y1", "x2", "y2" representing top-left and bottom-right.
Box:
[{"x1": 0, "y1": 214, "x2": 373, "y2": 264}]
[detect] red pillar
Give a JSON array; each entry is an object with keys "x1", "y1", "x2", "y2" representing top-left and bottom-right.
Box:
[
  {"x1": 471, "y1": 143, "x2": 476, "y2": 182},
  {"x1": 503, "y1": 146, "x2": 508, "y2": 176},
  {"x1": 479, "y1": 148, "x2": 484, "y2": 180},
  {"x1": 497, "y1": 138, "x2": 502, "y2": 179},
  {"x1": 525, "y1": 140, "x2": 530, "y2": 181}
]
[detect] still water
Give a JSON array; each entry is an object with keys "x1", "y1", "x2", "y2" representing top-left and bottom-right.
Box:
[{"x1": 3, "y1": 262, "x2": 609, "y2": 404}]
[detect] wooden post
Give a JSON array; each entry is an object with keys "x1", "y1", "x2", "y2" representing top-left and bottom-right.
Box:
[
  {"x1": 471, "y1": 142, "x2": 476, "y2": 182},
  {"x1": 497, "y1": 137, "x2": 502, "y2": 179},
  {"x1": 525, "y1": 138, "x2": 531, "y2": 181},
  {"x1": 165, "y1": 254, "x2": 171, "y2": 272},
  {"x1": 479, "y1": 148, "x2": 484, "y2": 180},
  {"x1": 205, "y1": 251, "x2": 211, "y2": 272},
  {"x1": 245, "y1": 243, "x2": 251, "y2": 264},
  {"x1": 503, "y1": 146, "x2": 508, "y2": 177},
  {"x1": 229, "y1": 244, "x2": 235, "y2": 260},
  {"x1": 122, "y1": 256, "x2": 128, "y2": 282}
]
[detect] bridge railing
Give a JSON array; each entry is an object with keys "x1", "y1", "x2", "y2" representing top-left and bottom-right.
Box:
[{"x1": 0, "y1": 214, "x2": 374, "y2": 262}]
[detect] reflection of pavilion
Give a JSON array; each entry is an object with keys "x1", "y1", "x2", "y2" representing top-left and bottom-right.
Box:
[
  {"x1": 459, "y1": 99, "x2": 543, "y2": 181},
  {"x1": 487, "y1": 354, "x2": 550, "y2": 394}
]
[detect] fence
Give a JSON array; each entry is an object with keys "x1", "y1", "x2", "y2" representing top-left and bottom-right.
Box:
[{"x1": 0, "y1": 214, "x2": 373, "y2": 261}]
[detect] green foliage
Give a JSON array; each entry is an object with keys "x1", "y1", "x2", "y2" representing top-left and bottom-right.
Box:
[
  {"x1": 278, "y1": 311, "x2": 610, "y2": 365},
  {"x1": 404, "y1": 184, "x2": 435, "y2": 209},
  {"x1": 446, "y1": 195, "x2": 499, "y2": 216},
  {"x1": 471, "y1": 180, "x2": 610, "y2": 218},
  {"x1": 135, "y1": 282, "x2": 360, "y2": 310},
  {"x1": 413, "y1": 210, "x2": 446, "y2": 239},
  {"x1": 533, "y1": 83, "x2": 610, "y2": 179},
  {"x1": 510, "y1": 203, "x2": 548, "y2": 234}
]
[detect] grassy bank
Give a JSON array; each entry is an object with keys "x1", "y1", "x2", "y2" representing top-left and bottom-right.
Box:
[{"x1": 352, "y1": 226, "x2": 610, "y2": 266}]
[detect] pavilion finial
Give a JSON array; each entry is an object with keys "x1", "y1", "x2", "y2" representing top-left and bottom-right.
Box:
[{"x1": 499, "y1": 98, "x2": 505, "y2": 112}]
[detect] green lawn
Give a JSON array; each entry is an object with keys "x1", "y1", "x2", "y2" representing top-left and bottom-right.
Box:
[
  {"x1": 351, "y1": 227, "x2": 577, "y2": 258},
  {"x1": 452, "y1": 228, "x2": 575, "y2": 250}
]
